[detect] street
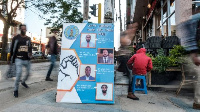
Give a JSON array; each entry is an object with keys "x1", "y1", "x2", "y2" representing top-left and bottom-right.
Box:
[{"x1": 0, "y1": 62, "x2": 198, "y2": 112}]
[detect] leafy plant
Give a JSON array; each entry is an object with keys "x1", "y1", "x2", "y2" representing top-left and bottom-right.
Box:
[
  {"x1": 146, "y1": 53, "x2": 154, "y2": 60},
  {"x1": 168, "y1": 45, "x2": 186, "y2": 67},
  {"x1": 152, "y1": 49, "x2": 170, "y2": 73},
  {"x1": 128, "y1": 46, "x2": 135, "y2": 54},
  {"x1": 29, "y1": 0, "x2": 83, "y2": 29}
]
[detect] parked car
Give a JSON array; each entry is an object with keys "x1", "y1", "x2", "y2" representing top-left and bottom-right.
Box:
[{"x1": 32, "y1": 51, "x2": 45, "y2": 59}]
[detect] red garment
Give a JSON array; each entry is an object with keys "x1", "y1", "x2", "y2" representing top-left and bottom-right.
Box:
[
  {"x1": 87, "y1": 42, "x2": 89, "y2": 47},
  {"x1": 127, "y1": 48, "x2": 153, "y2": 75}
]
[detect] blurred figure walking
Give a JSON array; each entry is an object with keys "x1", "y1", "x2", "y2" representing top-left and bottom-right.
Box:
[
  {"x1": 46, "y1": 31, "x2": 58, "y2": 81},
  {"x1": 180, "y1": 12, "x2": 200, "y2": 110},
  {"x1": 10, "y1": 24, "x2": 32, "y2": 98}
]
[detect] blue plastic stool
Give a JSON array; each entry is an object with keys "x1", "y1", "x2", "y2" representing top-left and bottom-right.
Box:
[{"x1": 132, "y1": 75, "x2": 147, "y2": 94}]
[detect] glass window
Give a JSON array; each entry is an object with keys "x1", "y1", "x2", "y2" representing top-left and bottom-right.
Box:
[
  {"x1": 170, "y1": 1, "x2": 175, "y2": 14},
  {"x1": 192, "y1": 1, "x2": 200, "y2": 14},
  {"x1": 163, "y1": 12, "x2": 167, "y2": 23},
  {"x1": 170, "y1": 13, "x2": 176, "y2": 36}
]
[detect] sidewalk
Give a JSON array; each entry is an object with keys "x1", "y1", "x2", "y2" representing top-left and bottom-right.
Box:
[
  {"x1": 1, "y1": 85, "x2": 197, "y2": 112},
  {"x1": 0, "y1": 71, "x2": 199, "y2": 112}
]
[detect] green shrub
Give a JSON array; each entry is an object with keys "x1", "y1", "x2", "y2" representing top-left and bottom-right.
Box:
[
  {"x1": 168, "y1": 45, "x2": 186, "y2": 67},
  {"x1": 146, "y1": 53, "x2": 154, "y2": 60},
  {"x1": 152, "y1": 49, "x2": 170, "y2": 73}
]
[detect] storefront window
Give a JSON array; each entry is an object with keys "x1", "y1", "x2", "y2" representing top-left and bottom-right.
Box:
[
  {"x1": 192, "y1": 0, "x2": 200, "y2": 14},
  {"x1": 163, "y1": 12, "x2": 167, "y2": 23},
  {"x1": 170, "y1": 1, "x2": 176, "y2": 36},
  {"x1": 170, "y1": 13, "x2": 176, "y2": 36},
  {"x1": 170, "y1": 1, "x2": 175, "y2": 14}
]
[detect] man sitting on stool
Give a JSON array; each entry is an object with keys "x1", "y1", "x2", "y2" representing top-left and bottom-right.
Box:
[{"x1": 127, "y1": 48, "x2": 153, "y2": 100}]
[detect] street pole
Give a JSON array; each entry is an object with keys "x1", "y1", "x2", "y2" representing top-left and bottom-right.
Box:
[
  {"x1": 83, "y1": 0, "x2": 89, "y2": 20},
  {"x1": 119, "y1": 0, "x2": 122, "y2": 31},
  {"x1": 98, "y1": 3, "x2": 101, "y2": 23},
  {"x1": 40, "y1": 29, "x2": 42, "y2": 52}
]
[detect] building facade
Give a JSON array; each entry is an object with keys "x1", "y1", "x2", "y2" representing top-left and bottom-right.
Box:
[{"x1": 132, "y1": 0, "x2": 199, "y2": 42}]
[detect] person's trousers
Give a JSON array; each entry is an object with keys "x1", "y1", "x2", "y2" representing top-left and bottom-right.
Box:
[
  {"x1": 128, "y1": 74, "x2": 134, "y2": 92},
  {"x1": 118, "y1": 55, "x2": 130, "y2": 74},
  {"x1": 195, "y1": 73, "x2": 200, "y2": 104},
  {"x1": 14, "y1": 58, "x2": 31, "y2": 91},
  {"x1": 46, "y1": 54, "x2": 57, "y2": 78}
]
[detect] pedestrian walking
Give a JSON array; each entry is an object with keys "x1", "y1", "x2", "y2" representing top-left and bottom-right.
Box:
[
  {"x1": 180, "y1": 12, "x2": 200, "y2": 110},
  {"x1": 118, "y1": 22, "x2": 138, "y2": 75},
  {"x1": 10, "y1": 24, "x2": 32, "y2": 98},
  {"x1": 46, "y1": 31, "x2": 58, "y2": 81}
]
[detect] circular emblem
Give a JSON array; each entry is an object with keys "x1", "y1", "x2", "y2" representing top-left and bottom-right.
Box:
[{"x1": 64, "y1": 25, "x2": 79, "y2": 40}]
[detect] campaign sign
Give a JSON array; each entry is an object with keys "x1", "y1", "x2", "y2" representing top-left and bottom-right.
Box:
[{"x1": 56, "y1": 23, "x2": 114, "y2": 104}]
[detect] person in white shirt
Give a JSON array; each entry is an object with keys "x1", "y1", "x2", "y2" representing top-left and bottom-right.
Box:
[
  {"x1": 81, "y1": 34, "x2": 95, "y2": 48},
  {"x1": 96, "y1": 84, "x2": 112, "y2": 100}
]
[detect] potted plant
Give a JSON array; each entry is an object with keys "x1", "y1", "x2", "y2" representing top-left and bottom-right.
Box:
[{"x1": 147, "y1": 45, "x2": 186, "y2": 85}]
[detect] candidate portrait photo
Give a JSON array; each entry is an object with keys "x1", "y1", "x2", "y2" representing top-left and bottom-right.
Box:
[
  {"x1": 79, "y1": 64, "x2": 96, "y2": 81},
  {"x1": 96, "y1": 83, "x2": 113, "y2": 101},
  {"x1": 97, "y1": 48, "x2": 114, "y2": 64},
  {"x1": 80, "y1": 33, "x2": 96, "y2": 48}
]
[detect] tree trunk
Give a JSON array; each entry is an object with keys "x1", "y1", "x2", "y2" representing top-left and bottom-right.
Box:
[{"x1": 1, "y1": 23, "x2": 10, "y2": 61}]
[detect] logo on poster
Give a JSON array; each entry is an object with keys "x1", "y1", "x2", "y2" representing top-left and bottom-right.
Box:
[{"x1": 64, "y1": 25, "x2": 79, "y2": 40}]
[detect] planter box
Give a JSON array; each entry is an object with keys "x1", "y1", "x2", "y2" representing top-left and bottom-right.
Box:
[{"x1": 148, "y1": 67, "x2": 182, "y2": 87}]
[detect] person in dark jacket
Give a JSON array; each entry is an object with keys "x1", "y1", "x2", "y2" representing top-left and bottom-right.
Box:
[
  {"x1": 10, "y1": 24, "x2": 32, "y2": 98},
  {"x1": 127, "y1": 48, "x2": 153, "y2": 100},
  {"x1": 136, "y1": 38, "x2": 145, "y2": 51},
  {"x1": 46, "y1": 32, "x2": 58, "y2": 81}
]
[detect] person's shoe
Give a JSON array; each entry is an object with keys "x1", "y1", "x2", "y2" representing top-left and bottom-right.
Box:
[
  {"x1": 193, "y1": 103, "x2": 200, "y2": 110},
  {"x1": 127, "y1": 92, "x2": 139, "y2": 100},
  {"x1": 13, "y1": 90, "x2": 18, "y2": 98},
  {"x1": 45, "y1": 77, "x2": 53, "y2": 81},
  {"x1": 21, "y1": 82, "x2": 29, "y2": 88}
]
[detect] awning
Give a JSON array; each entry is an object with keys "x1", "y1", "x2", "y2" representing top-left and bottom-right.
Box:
[{"x1": 0, "y1": 34, "x2": 3, "y2": 37}]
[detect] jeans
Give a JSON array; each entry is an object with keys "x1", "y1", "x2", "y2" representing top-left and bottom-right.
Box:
[
  {"x1": 14, "y1": 58, "x2": 31, "y2": 91},
  {"x1": 128, "y1": 74, "x2": 134, "y2": 92},
  {"x1": 46, "y1": 54, "x2": 57, "y2": 78}
]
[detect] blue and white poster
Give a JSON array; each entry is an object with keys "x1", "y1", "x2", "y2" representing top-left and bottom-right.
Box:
[{"x1": 56, "y1": 23, "x2": 114, "y2": 104}]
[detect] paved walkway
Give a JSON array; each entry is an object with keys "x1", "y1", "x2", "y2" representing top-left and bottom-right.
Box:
[
  {"x1": 1, "y1": 88, "x2": 198, "y2": 112},
  {"x1": 0, "y1": 63, "x2": 199, "y2": 112},
  {"x1": 0, "y1": 70, "x2": 198, "y2": 112}
]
